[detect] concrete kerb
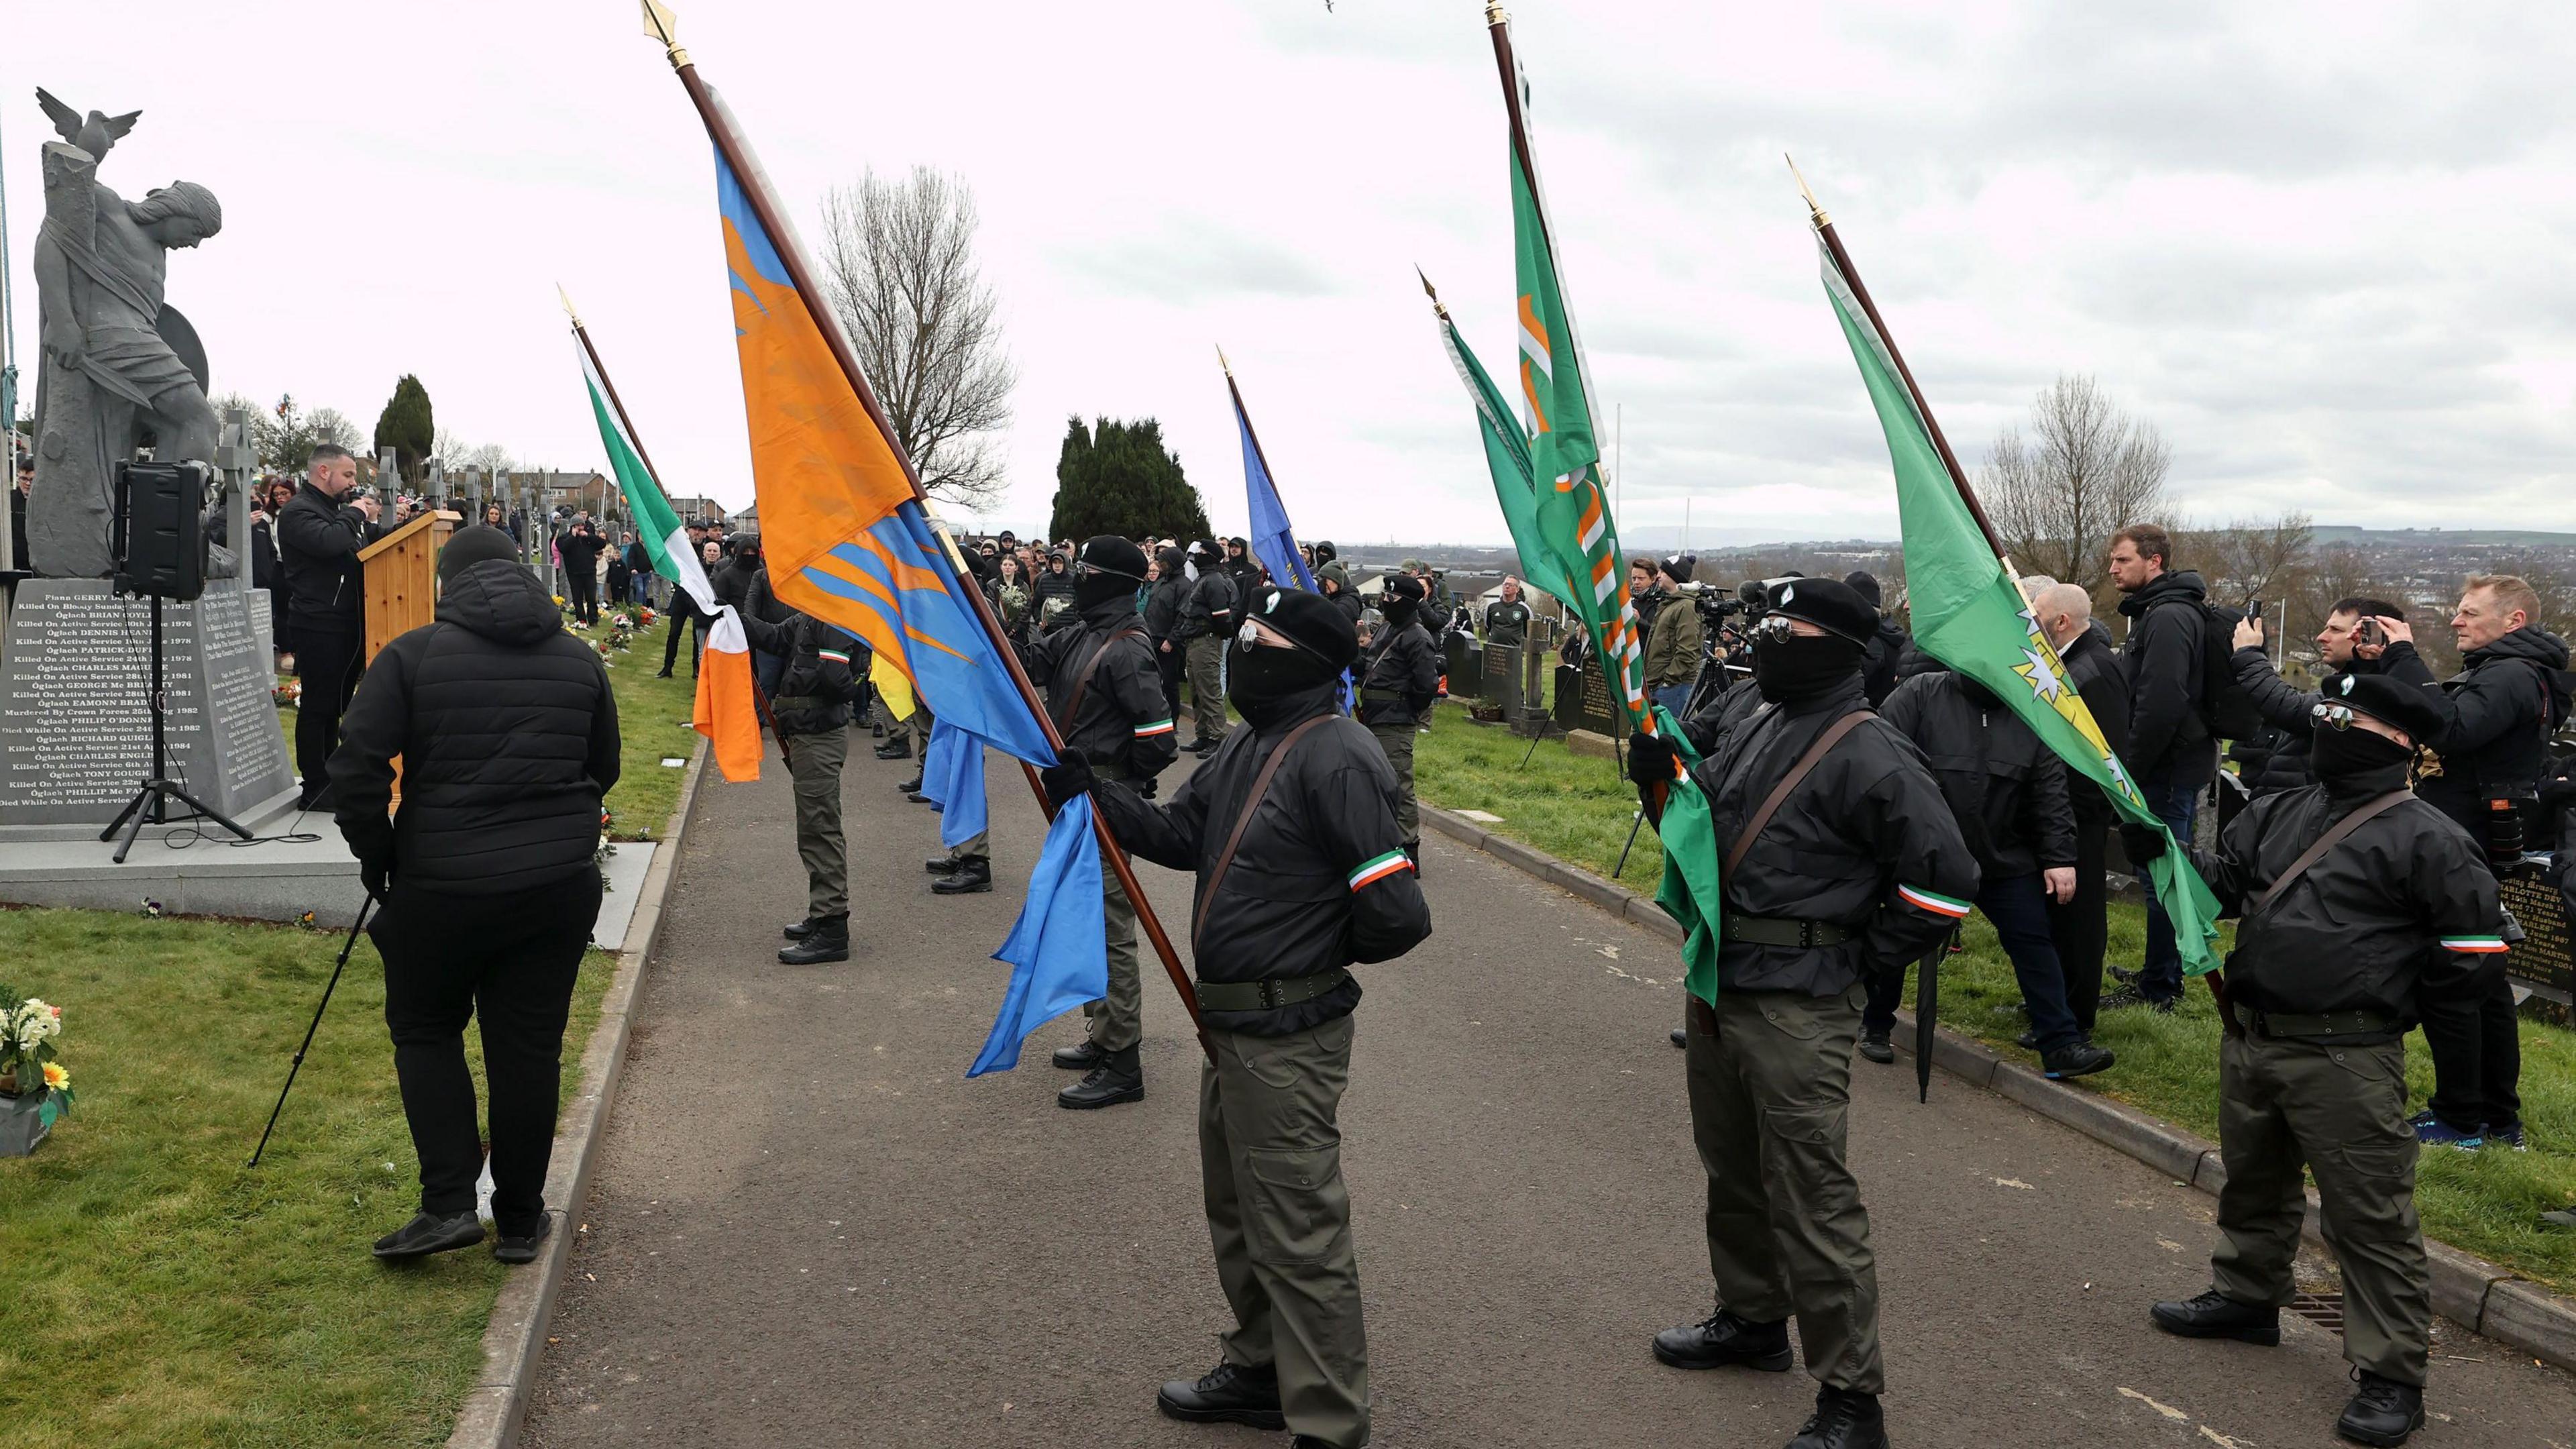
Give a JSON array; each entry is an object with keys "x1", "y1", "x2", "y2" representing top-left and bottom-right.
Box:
[
  {"x1": 447, "y1": 737, "x2": 713, "y2": 1449},
  {"x1": 1415, "y1": 796, "x2": 2576, "y2": 1373}
]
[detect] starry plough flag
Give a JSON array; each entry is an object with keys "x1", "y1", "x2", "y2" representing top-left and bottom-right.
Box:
[{"x1": 1815, "y1": 231, "x2": 2223, "y2": 974}]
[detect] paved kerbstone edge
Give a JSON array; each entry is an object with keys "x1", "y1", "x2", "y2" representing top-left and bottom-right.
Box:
[
  {"x1": 447, "y1": 737, "x2": 713, "y2": 1449},
  {"x1": 1416, "y1": 796, "x2": 2576, "y2": 1371}
]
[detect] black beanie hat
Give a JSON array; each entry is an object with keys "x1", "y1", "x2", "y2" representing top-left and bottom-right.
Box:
[
  {"x1": 1077, "y1": 534, "x2": 1148, "y2": 581},
  {"x1": 1156, "y1": 544, "x2": 1185, "y2": 574},
  {"x1": 1244, "y1": 584, "x2": 1359, "y2": 670},
  {"x1": 1661, "y1": 553, "x2": 1696, "y2": 585},
  {"x1": 1842, "y1": 570, "x2": 1883, "y2": 608},
  {"x1": 1766, "y1": 576, "x2": 1878, "y2": 645},
  {"x1": 438, "y1": 525, "x2": 522, "y2": 584},
  {"x1": 2320, "y1": 671, "x2": 2445, "y2": 743}
]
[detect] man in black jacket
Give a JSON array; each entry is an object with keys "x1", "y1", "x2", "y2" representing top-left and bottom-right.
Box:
[
  {"x1": 1843, "y1": 572, "x2": 1907, "y2": 708},
  {"x1": 1358, "y1": 572, "x2": 1441, "y2": 867},
  {"x1": 2375, "y1": 576, "x2": 2572, "y2": 1151},
  {"x1": 744, "y1": 602, "x2": 865, "y2": 965},
  {"x1": 1179, "y1": 543, "x2": 1238, "y2": 753},
  {"x1": 2108, "y1": 523, "x2": 2214, "y2": 1011},
  {"x1": 1625, "y1": 578, "x2": 1976, "y2": 1449},
  {"x1": 330, "y1": 525, "x2": 619, "y2": 1267},
  {"x1": 1045, "y1": 587, "x2": 1430, "y2": 1449},
  {"x1": 1026, "y1": 537, "x2": 1178, "y2": 1108},
  {"x1": 2033, "y1": 585, "x2": 2131, "y2": 1036},
  {"x1": 1867, "y1": 666, "x2": 2110, "y2": 1078},
  {"x1": 557, "y1": 514, "x2": 604, "y2": 625},
  {"x1": 2229, "y1": 596, "x2": 2407, "y2": 798},
  {"x1": 2136, "y1": 672, "x2": 2502, "y2": 1449},
  {"x1": 1143, "y1": 543, "x2": 1191, "y2": 721},
  {"x1": 278, "y1": 444, "x2": 384, "y2": 807}
]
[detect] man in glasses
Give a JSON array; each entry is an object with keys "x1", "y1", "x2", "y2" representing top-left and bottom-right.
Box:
[
  {"x1": 1025, "y1": 537, "x2": 1177, "y2": 1109},
  {"x1": 1042, "y1": 587, "x2": 1428, "y2": 1449},
  {"x1": 2229, "y1": 596, "x2": 2408, "y2": 798},
  {"x1": 2131, "y1": 672, "x2": 2501, "y2": 1449}
]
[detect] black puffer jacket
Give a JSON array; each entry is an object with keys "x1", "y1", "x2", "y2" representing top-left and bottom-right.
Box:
[
  {"x1": 2189, "y1": 759, "x2": 2499, "y2": 1030},
  {"x1": 331, "y1": 560, "x2": 621, "y2": 894},
  {"x1": 1093, "y1": 681, "x2": 1432, "y2": 1034},
  {"x1": 2383, "y1": 626, "x2": 2575, "y2": 843},
  {"x1": 712, "y1": 552, "x2": 763, "y2": 612},
  {"x1": 1687, "y1": 672, "x2": 1980, "y2": 995},
  {"x1": 1032, "y1": 560, "x2": 1078, "y2": 633},
  {"x1": 2117, "y1": 570, "x2": 2216, "y2": 788},
  {"x1": 276, "y1": 481, "x2": 376, "y2": 633},
  {"x1": 1678, "y1": 674, "x2": 1767, "y2": 757},
  {"x1": 1026, "y1": 592, "x2": 1179, "y2": 780},
  {"x1": 1356, "y1": 617, "x2": 1439, "y2": 728},
  {"x1": 1880, "y1": 669, "x2": 2076, "y2": 878}
]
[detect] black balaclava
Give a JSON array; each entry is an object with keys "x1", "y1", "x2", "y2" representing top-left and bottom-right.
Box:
[
  {"x1": 1381, "y1": 573, "x2": 1427, "y2": 629},
  {"x1": 1073, "y1": 535, "x2": 1148, "y2": 615},
  {"x1": 1228, "y1": 588, "x2": 1357, "y2": 731},
  {"x1": 2311, "y1": 724, "x2": 2414, "y2": 783},
  {"x1": 1752, "y1": 631, "x2": 1865, "y2": 704}
]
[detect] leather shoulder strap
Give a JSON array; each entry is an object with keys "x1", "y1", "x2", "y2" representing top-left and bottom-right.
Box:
[
  {"x1": 1193, "y1": 714, "x2": 1336, "y2": 955},
  {"x1": 1725, "y1": 710, "x2": 1873, "y2": 876},
  {"x1": 1056, "y1": 625, "x2": 1145, "y2": 731},
  {"x1": 2249, "y1": 789, "x2": 2414, "y2": 917}
]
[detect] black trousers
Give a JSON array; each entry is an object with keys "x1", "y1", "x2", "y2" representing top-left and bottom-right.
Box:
[
  {"x1": 293, "y1": 625, "x2": 364, "y2": 802},
  {"x1": 2422, "y1": 958, "x2": 2523, "y2": 1133},
  {"x1": 661, "y1": 606, "x2": 708, "y2": 676},
  {"x1": 1157, "y1": 641, "x2": 1184, "y2": 720},
  {"x1": 376, "y1": 870, "x2": 602, "y2": 1236},
  {"x1": 566, "y1": 568, "x2": 598, "y2": 625},
  {"x1": 2047, "y1": 817, "x2": 2110, "y2": 1034}
]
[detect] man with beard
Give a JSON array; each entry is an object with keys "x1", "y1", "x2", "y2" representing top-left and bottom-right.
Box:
[
  {"x1": 1357, "y1": 572, "x2": 1441, "y2": 871},
  {"x1": 1026, "y1": 537, "x2": 1179, "y2": 1109},
  {"x1": 2229, "y1": 596, "x2": 2409, "y2": 797},
  {"x1": 277, "y1": 444, "x2": 384, "y2": 807},
  {"x1": 2135, "y1": 673, "x2": 2502, "y2": 1449},
  {"x1": 1624, "y1": 577, "x2": 1975, "y2": 1449},
  {"x1": 1043, "y1": 587, "x2": 1430, "y2": 1449},
  {"x1": 2105, "y1": 523, "x2": 2216, "y2": 1012}
]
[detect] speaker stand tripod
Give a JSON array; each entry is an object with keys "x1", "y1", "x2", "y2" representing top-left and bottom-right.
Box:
[{"x1": 101, "y1": 592, "x2": 254, "y2": 863}]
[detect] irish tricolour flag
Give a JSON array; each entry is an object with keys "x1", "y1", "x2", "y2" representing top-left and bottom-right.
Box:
[{"x1": 576, "y1": 331, "x2": 762, "y2": 782}]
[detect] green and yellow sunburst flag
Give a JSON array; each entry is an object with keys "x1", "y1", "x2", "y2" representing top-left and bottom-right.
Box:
[{"x1": 1798, "y1": 162, "x2": 2222, "y2": 975}]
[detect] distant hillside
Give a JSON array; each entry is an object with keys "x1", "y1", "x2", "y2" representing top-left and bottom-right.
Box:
[{"x1": 2310, "y1": 526, "x2": 2576, "y2": 547}]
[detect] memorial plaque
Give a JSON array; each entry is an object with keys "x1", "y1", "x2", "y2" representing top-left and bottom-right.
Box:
[
  {"x1": 0, "y1": 580, "x2": 293, "y2": 826},
  {"x1": 1553, "y1": 661, "x2": 1621, "y2": 738},
  {"x1": 2502, "y1": 863, "x2": 2573, "y2": 999},
  {"x1": 1481, "y1": 641, "x2": 1523, "y2": 716},
  {"x1": 1444, "y1": 635, "x2": 1481, "y2": 699}
]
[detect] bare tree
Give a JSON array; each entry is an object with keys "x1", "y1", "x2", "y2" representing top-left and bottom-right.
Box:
[
  {"x1": 816, "y1": 166, "x2": 1016, "y2": 508},
  {"x1": 1980, "y1": 374, "x2": 2171, "y2": 592},
  {"x1": 2184, "y1": 512, "x2": 2314, "y2": 608}
]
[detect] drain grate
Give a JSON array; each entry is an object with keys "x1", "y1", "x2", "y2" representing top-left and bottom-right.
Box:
[{"x1": 2290, "y1": 1291, "x2": 2346, "y2": 1334}]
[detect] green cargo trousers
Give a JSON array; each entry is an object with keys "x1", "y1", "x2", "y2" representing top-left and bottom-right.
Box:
[
  {"x1": 2210, "y1": 1031, "x2": 2430, "y2": 1387},
  {"x1": 779, "y1": 726, "x2": 849, "y2": 919},
  {"x1": 1685, "y1": 982, "x2": 1882, "y2": 1394},
  {"x1": 1187, "y1": 635, "x2": 1230, "y2": 747},
  {"x1": 1080, "y1": 763, "x2": 1139, "y2": 1050},
  {"x1": 1364, "y1": 723, "x2": 1418, "y2": 850},
  {"x1": 1201, "y1": 1014, "x2": 1368, "y2": 1448}
]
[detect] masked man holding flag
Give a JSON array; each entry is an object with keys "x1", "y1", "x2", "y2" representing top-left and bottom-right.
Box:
[
  {"x1": 1626, "y1": 577, "x2": 1975, "y2": 1449},
  {"x1": 1044, "y1": 587, "x2": 1430, "y2": 1449},
  {"x1": 1026, "y1": 536, "x2": 1179, "y2": 1109}
]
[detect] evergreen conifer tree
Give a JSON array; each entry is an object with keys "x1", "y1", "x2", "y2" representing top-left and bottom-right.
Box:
[{"x1": 1048, "y1": 415, "x2": 1210, "y2": 543}]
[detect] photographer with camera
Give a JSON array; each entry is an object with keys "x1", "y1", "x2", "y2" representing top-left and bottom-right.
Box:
[
  {"x1": 2229, "y1": 597, "x2": 2408, "y2": 798},
  {"x1": 1643, "y1": 554, "x2": 1706, "y2": 718}
]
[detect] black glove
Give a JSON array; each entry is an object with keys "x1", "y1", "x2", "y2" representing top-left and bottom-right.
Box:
[
  {"x1": 2119, "y1": 823, "x2": 2167, "y2": 863},
  {"x1": 359, "y1": 851, "x2": 392, "y2": 902},
  {"x1": 1626, "y1": 729, "x2": 1677, "y2": 789},
  {"x1": 1040, "y1": 756, "x2": 1097, "y2": 808}
]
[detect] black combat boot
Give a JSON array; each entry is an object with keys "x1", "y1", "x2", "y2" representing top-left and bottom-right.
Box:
[
  {"x1": 2043, "y1": 1040, "x2": 2116, "y2": 1079},
  {"x1": 783, "y1": 915, "x2": 824, "y2": 941},
  {"x1": 1154, "y1": 1360, "x2": 1283, "y2": 1430},
  {"x1": 1059, "y1": 1044, "x2": 1144, "y2": 1109},
  {"x1": 777, "y1": 914, "x2": 849, "y2": 965},
  {"x1": 874, "y1": 735, "x2": 911, "y2": 760},
  {"x1": 1670, "y1": 1027, "x2": 1688, "y2": 1049},
  {"x1": 924, "y1": 857, "x2": 963, "y2": 874},
  {"x1": 1786, "y1": 1385, "x2": 1888, "y2": 1449},
  {"x1": 1051, "y1": 1040, "x2": 1108, "y2": 1071},
  {"x1": 897, "y1": 773, "x2": 923, "y2": 794},
  {"x1": 2149, "y1": 1289, "x2": 2280, "y2": 1345},
  {"x1": 2336, "y1": 1369, "x2": 2424, "y2": 1447},
  {"x1": 931, "y1": 857, "x2": 992, "y2": 894},
  {"x1": 1652, "y1": 1308, "x2": 1794, "y2": 1371},
  {"x1": 1856, "y1": 1027, "x2": 1894, "y2": 1065}
]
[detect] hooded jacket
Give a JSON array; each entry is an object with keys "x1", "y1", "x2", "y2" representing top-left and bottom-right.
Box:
[
  {"x1": 330, "y1": 559, "x2": 621, "y2": 894},
  {"x1": 1642, "y1": 586, "x2": 1705, "y2": 690},
  {"x1": 1026, "y1": 589, "x2": 1179, "y2": 779},
  {"x1": 1092, "y1": 680, "x2": 1432, "y2": 1034},
  {"x1": 1356, "y1": 612, "x2": 1439, "y2": 729},
  {"x1": 1031, "y1": 557, "x2": 1078, "y2": 630},
  {"x1": 712, "y1": 549, "x2": 764, "y2": 612},
  {"x1": 1861, "y1": 617, "x2": 1909, "y2": 707},
  {"x1": 2383, "y1": 625, "x2": 2574, "y2": 841},
  {"x1": 2189, "y1": 757, "x2": 2500, "y2": 1030},
  {"x1": 1881, "y1": 669, "x2": 2076, "y2": 878},
  {"x1": 2116, "y1": 569, "x2": 2216, "y2": 788},
  {"x1": 1142, "y1": 547, "x2": 1191, "y2": 643}
]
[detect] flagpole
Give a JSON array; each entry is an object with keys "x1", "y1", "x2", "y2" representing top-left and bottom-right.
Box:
[
  {"x1": 643, "y1": 4, "x2": 1210, "y2": 1059},
  {"x1": 559, "y1": 289, "x2": 676, "y2": 505},
  {"x1": 1789, "y1": 158, "x2": 2012, "y2": 566}
]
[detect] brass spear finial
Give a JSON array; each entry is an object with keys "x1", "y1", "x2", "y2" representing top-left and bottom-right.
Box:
[
  {"x1": 556, "y1": 283, "x2": 582, "y2": 327},
  {"x1": 1416, "y1": 265, "x2": 1450, "y2": 319},
  {"x1": 1216, "y1": 343, "x2": 1233, "y2": 378},
  {"x1": 1786, "y1": 152, "x2": 1829, "y2": 231},
  {"x1": 640, "y1": 0, "x2": 688, "y2": 68}
]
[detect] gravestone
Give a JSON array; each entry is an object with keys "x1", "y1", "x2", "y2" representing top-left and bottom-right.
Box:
[
  {"x1": 1481, "y1": 641, "x2": 1523, "y2": 716},
  {"x1": 0, "y1": 579, "x2": 292, "y2": 825},
  {"x1": 1444, "y1": 634, "x2": 1481, "y2": 699},
  {"x1": 1554, "y1": 661, "x2": 1619, "y2": 739}
]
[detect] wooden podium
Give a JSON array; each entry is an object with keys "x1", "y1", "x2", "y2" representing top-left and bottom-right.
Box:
[{"x1": 358, "y1": 511, "x2": 462, "y2": 665}]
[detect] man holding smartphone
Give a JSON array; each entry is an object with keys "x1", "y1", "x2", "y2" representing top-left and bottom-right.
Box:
[{"x1": 2229, "y1": 596, "x2": 2410, "y2": 798}]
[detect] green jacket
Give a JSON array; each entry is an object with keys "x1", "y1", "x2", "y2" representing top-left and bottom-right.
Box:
[{"x1": 1642, "y1": 588, "x2": 1705, "y2": 689}]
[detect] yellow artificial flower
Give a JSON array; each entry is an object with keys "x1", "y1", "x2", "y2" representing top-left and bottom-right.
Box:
[{"x1": 41, "y1": 1061, "x2": 68, "y2": 1090}]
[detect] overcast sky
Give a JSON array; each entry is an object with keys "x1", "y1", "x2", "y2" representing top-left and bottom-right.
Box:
[{"x1": 10, "y1": 1, "x2": 2573, "y2": 547}]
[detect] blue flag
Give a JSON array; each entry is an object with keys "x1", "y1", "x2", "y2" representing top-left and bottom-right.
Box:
[
  {"x1": 1226, "y1": 366, "x2": 1316, "y2": 593},
  {"x1": 968, "y1": 796, "x2": 1110, "y2": 1076},
  {"x1": 920, "y1": 717, "x2": 989, "y2": 852}
]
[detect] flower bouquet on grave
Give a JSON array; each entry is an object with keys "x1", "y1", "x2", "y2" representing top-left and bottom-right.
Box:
[
  {"x1": 594, "y1": 807, "x2": 619, "y2": 883},
  {"x1": 605, "y1": 615, "x2": 637, "y2": 651},
  {"x1": 272, "y1": 678, "x2": 303, "y2": 708},
  {"x1": 638, "y1": 607, "x2": 659, "y2": 629},
  {"x1": 0, "y1": 985, "x2": 73, "y2": 1155}
]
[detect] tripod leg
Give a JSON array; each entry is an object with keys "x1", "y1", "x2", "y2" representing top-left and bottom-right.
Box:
[
  {"x1": 1612, "y1": 807, "x2": 1646, "y2": 879},
  {"x1": 1519, "y1": 727, "x2": 1544, "y2": 769},
  {"x1": 99, "y1": 789, "x2": 148, "y2": 845},
  {"x1": 249, "y1": 896, "x2": 377, "y2": 1168},
  {"x1": 164, "y1": 783, "x2": 256, "y2": 841},
  {"x1": 110, "y1": 791, "x2": 156, "y2": 865}
]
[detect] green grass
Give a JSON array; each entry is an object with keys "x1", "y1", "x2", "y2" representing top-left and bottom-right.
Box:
[
  {"x1": 1417, "y1": 702, "x2": 2576, "y2": 1291},
  {"x1": 280, "y1": 609, "x2": 699, "y2": 842},
  {"x1": 0, "y1": 908, "x2": 614, "y2": 1446}
]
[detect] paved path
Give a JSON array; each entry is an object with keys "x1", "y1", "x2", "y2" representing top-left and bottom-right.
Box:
[{"x1": 525, "y1": 732, "x2": 2576, "y2": 1448}]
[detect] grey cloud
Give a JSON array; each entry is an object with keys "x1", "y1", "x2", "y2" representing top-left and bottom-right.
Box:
[{"x1": 1053, "y1": 224, "x2": 1340, "y2": 302}]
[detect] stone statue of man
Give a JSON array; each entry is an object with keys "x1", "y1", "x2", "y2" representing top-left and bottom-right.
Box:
[{"x1": 29, "y1": 116, "x2": 223, "y2": 578}]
